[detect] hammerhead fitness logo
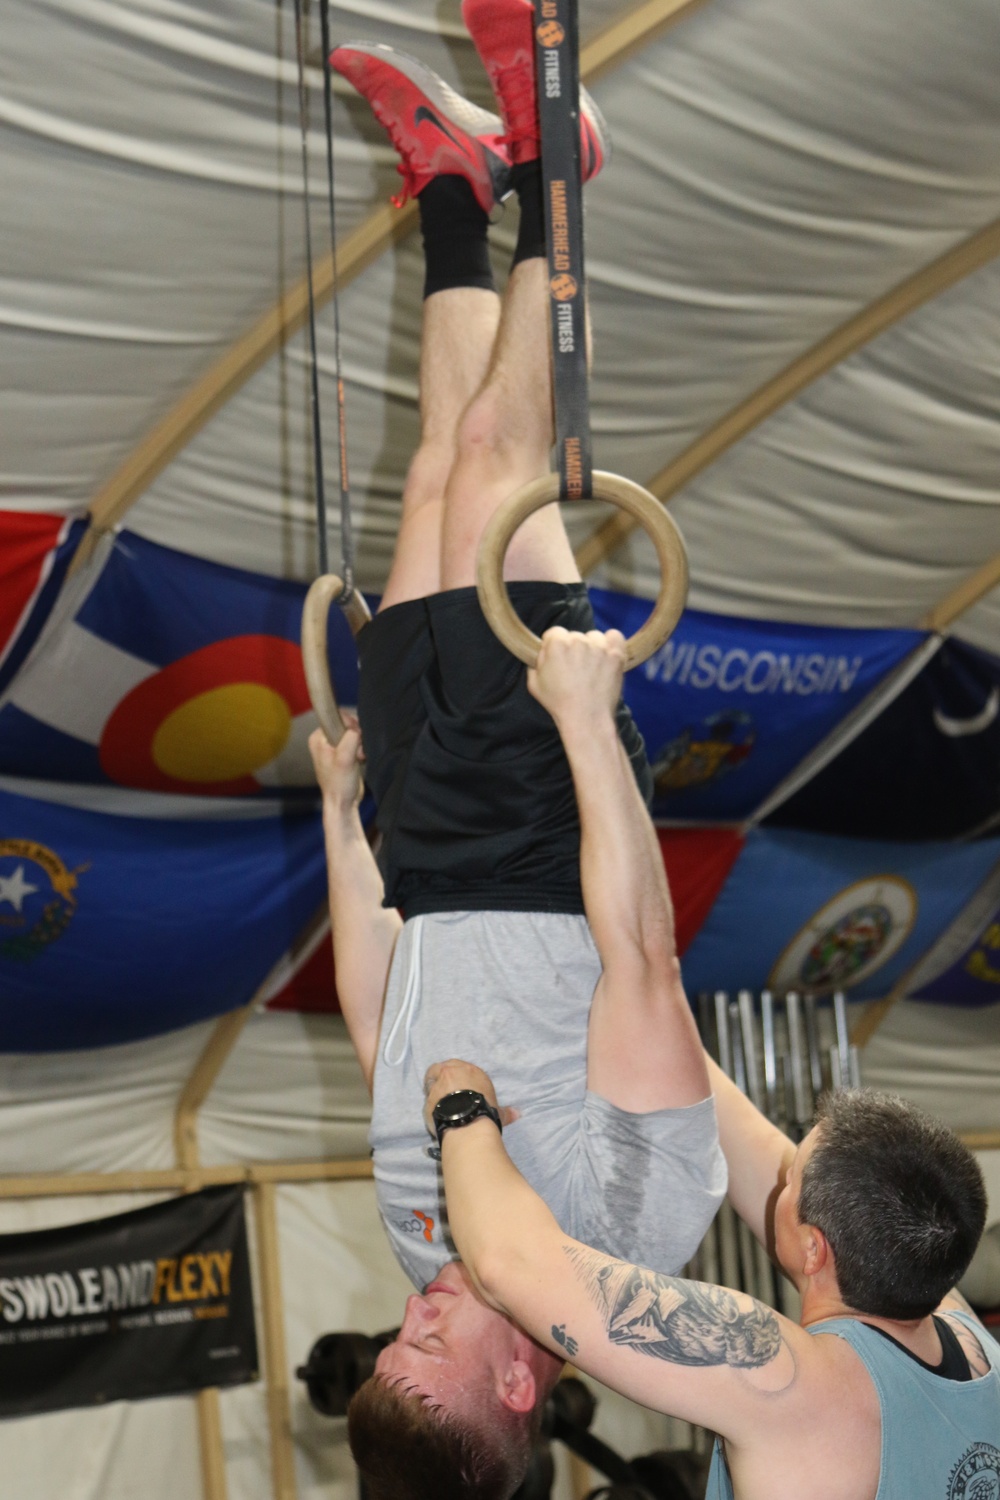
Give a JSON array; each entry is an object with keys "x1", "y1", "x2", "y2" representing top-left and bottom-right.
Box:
[
  {"x1": 0, "y1": 839, "x2": 84, "y2": 960},
  {"x1": 548, "y1": 177, "x2": 578, "y2": 362}
]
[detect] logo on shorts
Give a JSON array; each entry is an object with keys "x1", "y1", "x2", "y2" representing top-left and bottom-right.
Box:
[
  {"x1": 536, "y1": 20, "x2": 565, "y2": 46},
  {"x1": 947, "y1": 1443, "x2": 1000, "y2": 1500},
  {"x1": 397, "y1": 1211, "x2": 434, "y2": 1243},
  {"x1": 550, "y1": 273, "x2": 577, "y2": 301}
]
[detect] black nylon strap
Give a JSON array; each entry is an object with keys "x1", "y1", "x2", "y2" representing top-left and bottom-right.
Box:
[
  {"x1": 320, "y1": 0, "x2": 356, "y2": 601},
  {"x1": 292, "y1": 0, "x2": 329, "y2": 576},
  {"x1": 535, "y1": 0, "x2": 592, "y2": 500}
]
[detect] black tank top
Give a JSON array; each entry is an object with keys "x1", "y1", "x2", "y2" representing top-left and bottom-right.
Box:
[{"x1": 870, "y1": 1315, "x2": 973, "y2": 1382}]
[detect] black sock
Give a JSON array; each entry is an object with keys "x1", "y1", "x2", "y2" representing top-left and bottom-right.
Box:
[
  {"x1": 418, "y1": 176, "x2": 495, "y2": 299},
  {"x1": 511, "y1": 159, "x2": 546, "y2": 269}
]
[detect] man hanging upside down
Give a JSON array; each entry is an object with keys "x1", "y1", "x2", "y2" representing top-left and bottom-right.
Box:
[{"x1": 307, "y1": 3, "x2": 725, "y2": 1496}]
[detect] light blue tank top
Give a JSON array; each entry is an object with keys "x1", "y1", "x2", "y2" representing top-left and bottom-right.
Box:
[{"x1": 704, "y1": 1311, "x2": 1000, "y2": 1499}]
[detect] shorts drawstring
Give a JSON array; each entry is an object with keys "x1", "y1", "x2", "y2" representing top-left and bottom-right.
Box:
[{"x1": 382, "y1": 914, "x2": 424, "y2": 1067}]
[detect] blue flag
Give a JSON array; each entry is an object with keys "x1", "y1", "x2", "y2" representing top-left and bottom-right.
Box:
[
  {"x1": 910, "y1": 888, "x2": 1000, "y2": 1008},
  {"x1": 0, "y1": 783, "x2": 326, "y2": 1049},
  {"x1": 768, "y1": 637, "x2": 1000, "y2": 841},
  {"x1": 680, "y1": 827, "x2": 1000, "y2": 1001},
  {"x1": 590, "y1": 590, "x2": 923, "y2": 822}
]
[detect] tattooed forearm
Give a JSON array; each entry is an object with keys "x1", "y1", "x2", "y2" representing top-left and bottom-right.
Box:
[{"x1": 564, "y1": 1246, "x2": 782, "y2": 1369}]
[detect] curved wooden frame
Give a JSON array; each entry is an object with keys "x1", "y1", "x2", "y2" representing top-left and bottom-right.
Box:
[
  {"x1": 301, "y1": 575, "x2": 371, "y2": 744},
  {"x1": 575, "y1": 216, "x2": 1000, "y2": 576},
  {"x1": 477, "y1": 471, "x2": 689, "y2": 669}
]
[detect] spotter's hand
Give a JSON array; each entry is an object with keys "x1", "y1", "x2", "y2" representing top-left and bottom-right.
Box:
[
  {"x1": 527, "y1": 627, "x2": 627, "y2": 730},
  {"x1": 308, "y1": 719, "x2": 365, "y2": 812},
  {"x1": 423, "y1": 1060, "x2": 519, "y2": 1138}
]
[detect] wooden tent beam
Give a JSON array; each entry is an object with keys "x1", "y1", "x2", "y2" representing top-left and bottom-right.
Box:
[
  {"x1": 575, "y1": 216, "x2": 1000, "y2": 576},
  {"x1": 71, "y1": 0, "x2": 709, "y2": 564},
  {"x1": 175, "y1": 1004, "x2": 257, "y2": 1171},
  {"x1": 256, "y1": 1181, "x2": 298, "y2": 1500},
  {"x1": 922, "y1": 550, "x2": 1000, "y2": 632},
  {"x1": 0, "y1": 1159, "x2": 373, "y2": 1199},
  {"x1": 175, "y1": 1007, "x2": 258, "y2": 1500},
  {"x1": 580, "y1": 0, "x2": 711, "y2": 81},
  {"x1": 961, "y1": 1131, "x2": 1000, "y2": 1151},
  {"x1": 72, "y1": 203, "x2": 408, "y2": 571}
]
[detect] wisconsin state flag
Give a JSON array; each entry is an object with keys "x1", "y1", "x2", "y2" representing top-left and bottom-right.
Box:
[{"x1": 590, "y1": 588, "x2": 923, "y2": 822}]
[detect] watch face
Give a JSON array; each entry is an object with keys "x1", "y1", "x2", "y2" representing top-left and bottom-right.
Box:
[{"x1": 436, "y1": 1090, "x2": 482, "y2": 1124}]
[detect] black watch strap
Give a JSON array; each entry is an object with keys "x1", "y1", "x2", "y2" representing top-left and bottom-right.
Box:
[{"x1": 433, "y1": 1090, "x2": 503, "y2": 1151}]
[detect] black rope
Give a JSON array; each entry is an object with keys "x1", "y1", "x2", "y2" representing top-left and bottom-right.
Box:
[
  {"x1": 535, "y1": 0, "x2": 592, "y2": 500},
  {"x1": 292, "y1": 0, "x2": 330, "y2": 577},
  {"x1": 319, "y1": 0, "x2": 356, "y2": 602}
]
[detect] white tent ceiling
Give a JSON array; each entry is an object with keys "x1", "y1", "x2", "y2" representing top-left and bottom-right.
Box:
[{"x1": 5, "y1": 0, "x2": 998, "y2": 647}]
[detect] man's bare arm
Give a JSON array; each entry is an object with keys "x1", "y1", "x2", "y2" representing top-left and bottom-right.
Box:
[
  {"x1": 425, "y1": 1060, "x2": 800, "y2": 1436},
  {"x1": 707, "y1": 1057, "x2": 795, "y2": 1253},
  {"x1": 309, "y1": 725, "x2": 402, "y2": 1092},
  {"x1": 528, "y1": 629, "x2": 709, "y2": 1113}
]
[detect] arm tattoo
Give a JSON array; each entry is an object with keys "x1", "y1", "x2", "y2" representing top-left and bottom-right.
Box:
[
  {"x1": 565, "y1": 1245, "x2": 782, "y2": 1369},
  {"x1": 551, "y1": 1323, "x2": 578, "y2": 1357},
  {"x1": 941, "y1": 1293, "x2": 991, "y2": 1377}
]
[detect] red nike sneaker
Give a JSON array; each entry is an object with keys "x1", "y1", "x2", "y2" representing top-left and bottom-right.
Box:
[
  {"x1": 331, "y1": 43, "x2": 511, "y2": 211},
  {"x1": 461, "y1": 0, "x2": 610, "y2": 178}
]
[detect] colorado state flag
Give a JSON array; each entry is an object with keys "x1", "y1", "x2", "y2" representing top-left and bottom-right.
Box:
[
  {"x1": 0, "y1": 530, "x2": 363, "y2": 795},
  {"x1": 0, "y1": 781, "x2": 327, "y2": 1049}
]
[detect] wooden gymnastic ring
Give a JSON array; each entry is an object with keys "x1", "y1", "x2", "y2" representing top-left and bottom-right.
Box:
[
  {"x1": 301, "y1": 574, "x2": 372, "y2": 745},
  {"x1": 477, "y1": 471, "x2": 689, "y2": 670}
]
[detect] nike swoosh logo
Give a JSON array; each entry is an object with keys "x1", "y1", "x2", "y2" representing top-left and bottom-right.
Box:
[{"x1": 414, "y1": 105, "x2": 476, "y2": 162}]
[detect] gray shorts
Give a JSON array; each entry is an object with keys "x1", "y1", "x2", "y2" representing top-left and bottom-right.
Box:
[{"x1": 371, "y1": 911, "x2": 727, "y2": 1289}]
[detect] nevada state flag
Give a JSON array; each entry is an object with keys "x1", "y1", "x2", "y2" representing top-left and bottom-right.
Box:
[{"x1": 0, "y1": 780, "x2": 327, "y2": 1049}]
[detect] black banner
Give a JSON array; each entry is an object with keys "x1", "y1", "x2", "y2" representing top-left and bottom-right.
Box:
[
  {"x1": 535, "y1": 0, "x2": 592, "y2": 500},
  {"x1": 0, "y1": 1185, "x2": 257, "y2": 1417}
]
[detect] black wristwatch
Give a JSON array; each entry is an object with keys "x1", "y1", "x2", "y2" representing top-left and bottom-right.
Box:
[{"x1": 432, "y1": 1090, "x2": 503, "y2": 1151}]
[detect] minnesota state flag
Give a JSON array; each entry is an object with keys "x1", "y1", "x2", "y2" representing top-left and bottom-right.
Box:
[{"x1": 680, "y1": 828, "x2": 1000, "y2": 1001}]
